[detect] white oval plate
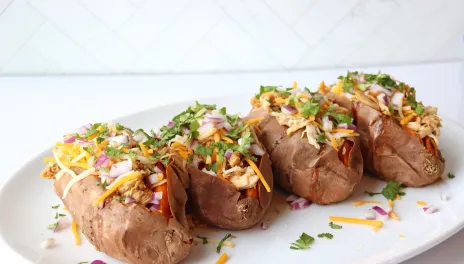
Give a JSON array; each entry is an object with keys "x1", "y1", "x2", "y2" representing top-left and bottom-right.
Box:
[{"x1": 0, "y1": 95, "x2": 462, "y2": 264}]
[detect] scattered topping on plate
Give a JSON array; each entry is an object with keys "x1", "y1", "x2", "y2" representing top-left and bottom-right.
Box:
[
  {"x1": 51, "y1": 204, "x2": 60, "y2": 209},
  {"x1": 329, "y1": 216, "x2": 384, "y2": 229},
  {"x1": 329, "y1": 222, "x2": 343, "y2": 229},
  {"x1": 364, "y1": 209, "x2": 376, "y2": 220},
  {"x1": 290, "y1": 232, "x2": 315, "y2": 250},
  {"x1": 352, "y1": 200, "x2": 381, "y2": 207},
  {"x1": 423, "y1": 206, "x2": 439, "y2": 214},
  {"x1": 364, "y1": 181, "x2": 406, "y2": 200},
  {"x1": 317, "y1": 233, "x2": 334, "y2": 239},
  {"x1": 416, "y1": 200, "x2": 427, "y2": 206},
  {"x1": 196, "y1": 235, "x2": 208, "y2": 244},
  {"x1": 40, "y1": 238, "x2": 56, "y2": 249},
  {"x1": 448, "y1": 172, "x2": 455, "y2": 179},
  {"x1": 440, "y1": 192, "x2": 449, "y2": 201},
  {"x1": 217, "y1": 233, "x2": 232, "y2": 253},
  {"x1": 72, "y1": 221, "x2": 81, "y2": 246},
  {"x1": 216, "y1": 253, "x2": 229, "y2": 264}
]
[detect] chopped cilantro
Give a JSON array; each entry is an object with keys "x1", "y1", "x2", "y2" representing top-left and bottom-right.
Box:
[
  {"x1": 376, "y1": 73, "x2": 398, "y2": 88},
  {"x1": 219, "y1": 107, "x2": 227, "y2": 115},
  {"x1": 99, "y1": 167, "x2": 110, "y2": 173},
  {"x1": 190, "y1": 101, "x2": 216, "y2": 112},
  {"x1": 329, "y1": 222, "x2": 342, "y2": 229},
  {"x1": 51, "y1": 204, "x2": 60, "y2": 209},
  {"x1": 317, "y1": 233, "x2": 333, "y2": 239},
  {"x1": 364, "y1": 181, "x2": 406, "y2": 200},
  {"x1": 113, "y1": 196, "x2": 124, "y2": 202},
  {"x1": 101, "y1": 180, "x2": 108, "y2": 189},
  {"x1": 415, "y1": 103, "x2": 424, "y2": 115},
  {"x1": 95, "y1": 182, "x2": 101, "y2": 186},
  {"x1": 325, "y1": 110, "x2": 353, "y2": 125},
  {"x1": 224, "y1": 124, "x2": 249, "y2": 140},
  {"x1": 194, "y1": 108, "x2": 207, "y2": 118},
  {"x1": 96, "y1": 137, "x2": 105, "y2": 144},
  {"x1": 448, "y1": 172, "x2": 455, "y2": 179},
  {"x1": 194, "y1": 145, "x2": 213, "y2": 156},
  {"x1": 217, "y1": 233, "x2": 232, "y2": 253},
  {"x1": 357, "y1": 83, "x2": 366, "y2": 91},
  {"x1": 316, "y1": 133, "x2": 326, "y2": 143},
  {"x1": 127, "y1": 151, "x2": 137, "y2": 159},
  {"x1": 290, "y1": 232, "x2": 314, "y2": 250},
  {"x1": 115, "y1": 123, "x2": 125, "y2": 130},
  {"x1": 300, "y1": 98, "x2": 320, "y2": 117},
  {"x1": 212, "y1": 141, "x2": 257, "y2": 162},
  {"x1": 286, "y1": 94, "x2": 298, "y2": 106},
  {"x1": 83, "y1": 145, "x2": 95, "y2": 157},
  {"x1": 47, "y1": 222, "x2": 59, "y2": 230},
  {"x1": 304, "y1": 87, "x2": 312, "y2": 94},
  {"x1": 255, "y1": 85, "x2": 278, "y2": 99},
  {"x1": 105, "y1": 146, "x2": 122, "y2": 157},
  {"x1": 209, "y1": 162, "x2": 219, "y2": 173},
  {"x1": 197, "y1": 235, "x2": 208, "y2": 244}
]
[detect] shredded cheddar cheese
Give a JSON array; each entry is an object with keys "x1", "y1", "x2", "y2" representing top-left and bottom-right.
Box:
[
  {"x1": 275, "y1": 98, "x2": 287, "y2": 104},
  {"x1": 389, "y1": 212, "x2": 400, "y2": 221},
  {"x1": 400, "y1": 113, "x2": 416, "y2": 125},
  {"x1": 72, "y1": 221, "x2": 81, "y2": 246},
  {"x1": 388, "y1": 200, "x2": 393, "y2": 208},
  {"x1": 292, "y1": 80, "x2": 298, "y2": 89},
  {"x1": 214, "y1": 133, "x2": 221, "y2": 143},
  {"x1": 329, "y1": 216, "x2": 384, "y2": 228},
  {"x1": 331, "y1": 137, "x2": 338, "y2": 151},
  {"x1": 244, "y1": 157, "x2": 271, "y2": 192},
  {"x1": 352, "y1": 200, "x2": 381, "y2": 207},
  {"x1": 216, "y1": 253, "x2": 229, "y2": 264},
  {"x1": 221, "y1": 135, "x2": 234, "y2": 144},
  {"x1": 396, "y1": 194, "x2": 401, "y2": 200},
  {"x1": 245, "y1": 117, "x2": 264, "y2": 125},
  {"x1": 43, "y1": 157, "x2": 55, "y2": 163},
  {"x1": 62, "y1": 161, "x2": 92, "y2": 169},
  {"x1": 416, "y1": 201, "x2": 427, "y2": 206},
  {"x1": 331, "y1": 129, "x2": 354, "y2": 134},
  {"x1": 93, "y1": 171, "x2": 140, "y2": 206},
  {"x1": 139, "y1": 143, "x2": 150, "y2": 157}
]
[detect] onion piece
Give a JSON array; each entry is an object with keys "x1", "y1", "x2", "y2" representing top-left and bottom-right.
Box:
[
  {"x1": 167, "y1": 121, "x2": 175, "y2": 127},
  {"x1": 150, "y1": 204, "x2": 160, "y2": 211},
  {"x1": 147, "y1": 173, "x2": 162, "y2": 185},
  {"x1": 198, "y1": 123, "x2": 215, "y2": 137},
  {"x1": 223, "y1": 166, "x2": 243, "y2": 175},
  {"x1": 87, "y1": 156, "x2": 95, "y2": 167},
  {"x1": 322, "y1": 116, "x2": 333, "y2": 131},
  {"x1": 154, "y1": 166, "x2": 163, "y2": 174},
  {"x1": 136, "y1": 155, "x2": 156, "y2": 165},
  {"x1": 78, "y1": 140, "x2": 94, "y2": 146},
  {"x1": 201, "y1": 168, "x2": 217, "y2": 176},
  {"x1": 109, "y1": 159, "x2": 133, "y2": 178},
  {"x1": 109, "y1": 135, "x2": 129, "y2": 147},
  {"x1": 377, "y1": 93, "x2": 389, "y2": 105},
  {"x1": 290, "y1": 197, "x2": 311, "y2": 211},
  {"x1": 423, "y1": 206, "x2": 438, "y2": 214},
  {"x1": 78, "y1": 124, "x2": 92, "y2": 135},
  {"x1": 440, "y1": 192, "x2": 449, "y2": 201},
  {"x1": 124, "y1": 197, "x2": 135, "y2": 204},
  {"x1": 286, "y1": 194, "x2": 299, "y2": 202},
  {"x1": 133, "y1": 130, "x2": 148, "y2": 143},
  {"x1": 63, "y1": 135, "x2": 76, "y2": 144},
  {"x1": 41, "y1": 238, "x2": 56, "y2": 249},
  {"x1": 281, "y1": 105, "x2": 297, "y2": 115},
  {"x1": 391, "y1": 92, "x2": 405, "y2": 118},
  {"x1": 372, "y1": 205, "x2": 388, "y2": 216},
  {"x1": 153, "y1": 191, "x2": 163, "y2": 200},
  {"x1": 91, "y1": 261, "x2": 106, "y2": 264},
  {"x1": 250, "y1": 144, "x2": 265, "y2": 156},
  {"x1": 365, "y1": 209, "x2": 376, "y2": 220},
  {"x1": 223, "y1": 122, "x2": 233, "y2": 131},
  {"x1": 369, "y1": 84, "x2": 392, "y2": 96},
  {"x1": 224, "y1": 150, "x2": 233, "y2": 161},
  {"x1": 260, "y1": 221, "x2": 269, "y2": 230}
]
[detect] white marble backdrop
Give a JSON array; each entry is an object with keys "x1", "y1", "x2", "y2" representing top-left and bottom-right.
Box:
[{"x1": 0, "y1": 0, "x2": 463, "y2": 74}]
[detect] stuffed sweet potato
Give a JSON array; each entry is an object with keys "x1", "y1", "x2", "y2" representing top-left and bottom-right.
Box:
[
  {"x1": 161, "y1": 101, "x2": 273, "y2": 230},
  {"x1": 40, "y1": 122, "x2": 192, "y2": 264},
  {"x1": 248, "y1": 86, "x2": 363, "y2": 204},
  {"x1": 320, "y1": 71, "x2": 445, "y2": 186}
]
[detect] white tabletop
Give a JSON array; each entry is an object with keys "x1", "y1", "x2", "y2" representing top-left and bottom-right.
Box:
[{"x1": 1, "y1": 61, "x2": 464, "y2": 263}]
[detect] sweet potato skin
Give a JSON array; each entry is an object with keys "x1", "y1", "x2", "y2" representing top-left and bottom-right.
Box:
[
  {"x1": 53, "y1": 163, "x2": 192, "y2": 264},
  {"x1": 248, "y1": 108, "x2": 363, "y2": 205},
  {"x1": 187, "y1": 153, "x2": 273, "y2": 230},
  {"x1": 329, "y1": 94, "x2": 445, "y2": 187}
]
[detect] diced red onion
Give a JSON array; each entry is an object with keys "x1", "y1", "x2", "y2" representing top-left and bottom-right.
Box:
[
  {"x1": 150, "y1": 204, "x2": 160, "y2": 211},
  {"x1": 369, "y1": 84, "x2": 392, "y2": 96},
  {"x1": 167, "y1": 121, "x2": 175, "y2": 127},
  {"x1": 205, "y1": 113, "x2": 226, "y2": 122},
  {"x1": 322, "y1": 116, "x2": 333, "y2": 131},
  {"x1": 78, "y1": 124, "x2": 92, "y2": 135},
  {"x1": 147, "y1": 173, "x2": 161, "y2": 185},
  {"x1": 95, "y1": 154, "x2": 109, "y2": 168},
  {"x1": 78, "y1": 140, "x2": 94, "y2": 146},
  {"x1": 87, "y1": 156, "x2": 95, "y2": 166},
  {"x1": 281, "y1": 105, "x2": 297, "y2": 115},
  {"x1": 376, "y1": 93, "x2": 388, "y2": 105},
  {"x1": 184, "y1": 127, "x2": 190, "y2": 135},
  {"x1": 365, "y1": 209, "x2": 376, "y2": 220},
  {"x1": 109, "y1": 159, "x2": 132, "y2": 178},
  {"x1": 260, "y1": 221, "x2": 269, "y2": 230},
  {"x1": 223, "y1": 122, "x2": 233, "y2": 131},
  {"x1": 250, "y1": 144, "x2": 265, "y2": 156},
  {"x1": 109, "y1": 135, "x2": 129, "y2": 146},
  {"x1": 286, "y1": 194, "x2": 299, "y2": 202},
  {"x1": 91, "y1": 261, "x2": 106, "y2": 264},
  {"x1": 359, "y1": 74, "x2": 365, "y2": 83},
  {"x1": 372, "y1": 206, "x2": 388, "y2": 216},
  {"x1": 154, "y1": 166, "x2": 163, "y2": 174},
  {"x1": 63, "y1": 135, "x2": 76, "y2": 144},
  {"x1": 225, "y1": 150, "x2": 233, "y2": 161},
  {"x1": 391, "y1": 92, "x2": 404, "y2": 117},
  {"x1": 440, "y1": 192, "x2": 449, "y2": 201},
  {"x1": 198, "y1": 122, "x2": 215, "y2": 136},
  {"x1": 136, "y1": 155, "x2": 156, "y2": 165},
  {"x1": 133, "y1": 130, "x2": 148, "y2": 143},
  {"x1": 423, "y1": 206, "x2": 438, "y2": 214},
  {"x1": 290, "y1": 197, "x2": 311, "y2": 211},
  {"x1": 124, "y1": 197, "x2": 136, "y2": 204},
  {"x1": 153, "y1": 191, "x2": 163, "y2": 200}
]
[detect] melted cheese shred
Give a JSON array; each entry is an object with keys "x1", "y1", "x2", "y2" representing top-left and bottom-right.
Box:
[
  {"x1": 71, "y1": 221, "x2": 81, "y2": 246},
  {"x1": 244, "y1": 157, "x2": 271, "y2": 192},
  {"x1": 62, "y1": 168, "x2": 96, "y2": 199},
  {"x1": 245, "y1": 117, "x2": 264, "y2": 125},
  {"x1": 53, "y1": 150, "x2": 77, "y2": 180},
  {"x1": 216, "y1": 253, "x2": 229, "y2": 264},
  {"x1": 329, "y1": 216, "x2": 384, "y2": 228},
  {"x1": 93, "y1": 171, "x2": 140, "y2": 206}
]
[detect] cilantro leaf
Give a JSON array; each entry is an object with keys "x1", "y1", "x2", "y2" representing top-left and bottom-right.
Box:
[
  {"x1": 316, "y1": 133, "x2": 326, "y2": 143},
  {"x1": 127, "y1": 151, "x2": 137, "y2": 159},
  {"x1": 217, "y1": 233, "x2": 232, "y2": 253},
  {"x1": 105, "y1": 146, "x2": 122, "y2": 157},
  {"x1": 290, "y1": 232, "x2": 314, "y2": 250},
  {"x1": 51, "y1": 204, "x2": 60, "y2": 209},
  {"x1": 365, "y1": 181, "x2": 406, "y2": 200},
  {"x1": 329, "y1": 222, "x2": 342, "y2": 229},
  {"x1": 317, "y1": 233, "x2": 333, "y2": 239},
  {"x1": 219, "y1": 107, "x2": 227, "y2": 115},
  {"x1": 326, "y1": 112, "x2": 353, "y2": 125},
  {"x1": 194, "y1": 145, "x2": 213, "y2": 156},
  {"x1": 300, "y1": 98, "x2": 320, "y2": 117},
  {"x1": 197, "y1": 235, "x2": 208, "y2": 244},
  {"x1": 209, "y1": 162, "x2": 219, "y2": 173},
  {"x1": 415, "y1": 103, "x2": 424, "y2": 115},
  {"x1": 47, "y1": 222, "x2": 59, "y2": 230},
  {"x1": 115, "y1": 123, "x2": 125, "y2": 130},
  {"x1": 448, "y1": 172, "x2": 455, "y2": 179},
  {"x1": 255, "y1": 85, "x2": 278, "y2": 99},
  {"x1": 224, "y1": 124, "x2": 249, "y2": 140},
  {"x1": 83, "y1": 145, "x2": 96, "y2": 157},
  {"x1": 101, "y1": 179, "x2": 108, "y2": 189}
]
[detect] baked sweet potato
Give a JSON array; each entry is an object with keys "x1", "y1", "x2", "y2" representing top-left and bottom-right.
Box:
[
  {"x1": 321, "y1": 72, "x2": 445, "y2": 186},
  {"x1": 41, "y1": 122, "x2": 192, "y2": 264},
  {"x1": 161, "y1": 101, "x2": 274, "y2": 230}
]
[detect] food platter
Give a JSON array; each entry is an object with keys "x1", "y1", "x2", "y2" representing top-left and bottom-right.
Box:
[{"x1": 0, "y1": 94, "x2": 462, "y2": 264}]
